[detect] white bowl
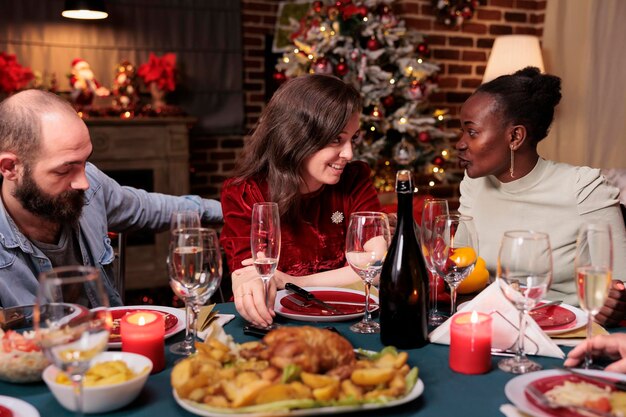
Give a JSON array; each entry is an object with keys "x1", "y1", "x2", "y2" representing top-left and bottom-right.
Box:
[{"x1": 42, "y1": 351, "x2": 152, "y2": 414}]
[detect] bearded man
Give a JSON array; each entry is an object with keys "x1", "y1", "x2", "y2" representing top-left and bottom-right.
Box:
[{"x1": 0, "y1": 90, "x2": 222, "y2": 308}]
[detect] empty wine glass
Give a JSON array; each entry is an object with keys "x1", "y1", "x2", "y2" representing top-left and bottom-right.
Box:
[
  {"x1": 34, "y1": 266, "x2": 112, "y2": 417},
  {"x1": 497, "y1": 230, "x2": 553, "y2": 374},
  {"x1": 168, "y1": 228, "x2": 204, "y2": 355},
  {"x1": 169, "y1": 228, "x2": 223, "y2": 352},
  {"x1": 170, "y1": 210, "x2": 201, "y2": 231},
  {"x1": 345, "y1": 211, "x2": 391, "y2": 334},
  {"x1": 251, "y1": 202, "x2": 281, "y2": 329},
  {"x1": 432, "y1": 214, "x2": 479, "y2": 316},
  {"x1": 421, "y1": 198, "x2": 449, "y2": 326},
  {"x1": 575, "y1": 222, "x2": 613, "y2": 369}
]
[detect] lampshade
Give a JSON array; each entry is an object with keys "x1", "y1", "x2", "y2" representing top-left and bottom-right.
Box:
[
  {"x1": 482, "y1": 35, "x2": 544, "y2": 83},
  {"x1": 62, "y1": 0, "x2": 108, "y2": 20}
]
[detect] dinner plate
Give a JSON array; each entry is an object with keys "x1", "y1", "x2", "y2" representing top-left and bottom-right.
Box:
[
  {"x1": 173, "y1": 378, "x2": 424, "y2": 417},
  {"x1": 533, "y1": 303, "x2": 587, "y2": 335},
  {"x1": 0, "y1": 395, "x2": 40, "y2": 417},
  {"x1": 505, "y1": 369, "x2": 626, "y2": 417},
  {"x1": 274, "y1": 287, "x2": 379, "y2": 322},
  {"x1": 107, "y1": 305, "x2": 186, "y2": 348}
]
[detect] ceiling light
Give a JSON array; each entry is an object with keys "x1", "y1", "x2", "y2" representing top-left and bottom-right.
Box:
[{"x1": 62, "y1": 0, "x2": 108, "y2": 20}]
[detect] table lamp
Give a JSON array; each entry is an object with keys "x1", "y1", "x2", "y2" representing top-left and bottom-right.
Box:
[{"x1": 482, "y1": 35, "x2": 545, "y2": 83}]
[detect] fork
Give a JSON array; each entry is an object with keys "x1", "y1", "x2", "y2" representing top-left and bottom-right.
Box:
[
  {"x1": 285, "y1": 296, "x2": 377, "y2": 311},
  {"x1": 525, "y1": 384, "x2": 614, "y2": 417}
]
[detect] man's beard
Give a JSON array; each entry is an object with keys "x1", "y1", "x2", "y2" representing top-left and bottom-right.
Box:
[{"x1": 13, "y1": 168, "x2": 85, "y2": 223}]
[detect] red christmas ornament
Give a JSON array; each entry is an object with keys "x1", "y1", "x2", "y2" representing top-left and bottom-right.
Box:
[
  {"x1": 432, "y1": 156, "x2": 445, "y2": 166},
  {"x1": 418, "y1": 131, "x2": 431, "y2": 143},
  {"x1": 367, "y1": 37, "x2": 381, "y2": 51},
  {"x1": 313, "y1": 1, "x2": 323, "y2": 13},
  {"x1": 335, "y1": 60, "x2": 349, "y2": 76},
  {"x1": 382, "y1": 95, "x2": 395, "y2": 108},
  {"x1": 273, "y1": 71, "x2": 287, "y2": 84},
  {"x1": 417, "y1": 42, "x2": 429, "y2": 55}
]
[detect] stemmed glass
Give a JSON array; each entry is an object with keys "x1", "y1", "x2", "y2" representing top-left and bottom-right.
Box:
[
  {"x1": 432, "y1": 214, "x2": 479, "y2": 316},
  {"x1": 420, "y1": 198, "x2": 449, "y2": 326},
  {"x1": 168, "y1": 228, "x2": 204, "y2": 355},
  {"x1": 251, "y1": 202, "x2": 281, "y2": 329},
  {"x1": 34, "y1": 266, "x2": 112, "y2": 417},
  {"x1": 575, "y1": 222, "x2": 613, "y2": 369},
  {"x1": 497, "y1": 230, "x2": 553, "y2": 374},
  {"x1": 170, "y1": 210, "x2": 201, "y2": 231},
  {"x1": 345, "y1": 211, "x2": 391, "y2": 334},
  {"x1": 169, "y1": 228, "x2": 222, "y2": 354}
]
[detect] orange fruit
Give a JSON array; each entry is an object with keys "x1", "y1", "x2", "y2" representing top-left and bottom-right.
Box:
[
  {"x1": 457, "y1": 256, "x2": 489, "y2": 294},
  {"x1": 449, "y1": 247, "x2": 477, "y2": 268}
]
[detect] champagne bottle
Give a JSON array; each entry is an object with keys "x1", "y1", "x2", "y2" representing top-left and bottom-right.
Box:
[{"x1": 379, "y1": 170, "x2": 429, "y2": 348}]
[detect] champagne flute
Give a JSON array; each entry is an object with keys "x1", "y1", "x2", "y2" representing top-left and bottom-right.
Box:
[
  {"x1": 345, "y1": 211, "x2": 391, "y2": 334},
  {"x1": 421, "y1": 198, "x2": 449, "y2": 326},
  {"x1": 432, "y1": 214, "x2": 479, "y2": 316},
  {"x1": 34, "y1": 266, "x2": 112, "y2": 417},
  {"x1": 168, "y1": 228, "x2": 204, "y2": 355},
  {"x1": 575, "y1": 222, "x2": 613, "y2": 369},
  {"x1": 497, "y1": 230, "x2": 553, "y2": 374},
  {"x1": 251, "y1": 202, "x2": 281, "y2": 329},
  {"x1": 170, "y1": 210, "x2": 201, "y2": 231}
]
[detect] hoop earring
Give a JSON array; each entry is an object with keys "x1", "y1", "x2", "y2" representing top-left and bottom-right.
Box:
[{"x1": 510, "y1": 147, "x2": 515, "y2": 178}]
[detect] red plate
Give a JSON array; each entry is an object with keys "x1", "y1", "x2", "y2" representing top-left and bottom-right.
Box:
[
  {"x1": 529, "y1": 304, "x2": 576, "y2": 329},
  {"x1": 280, "y1": 290, "x2": 376, "y2": 316},
  {"x1": 108, "y1": 309, "x2": 179, "y2": 343},
  {"x1": 525, "y1": 374, "x2": 616, "y2": 417}
]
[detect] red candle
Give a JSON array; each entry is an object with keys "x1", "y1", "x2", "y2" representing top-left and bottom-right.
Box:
[
  {"x1": 120, "y1": 311, "x2": 165, "y2": 373},
  {"x1": 449, "y1": 311, "x2": 492, "y2": 374}
]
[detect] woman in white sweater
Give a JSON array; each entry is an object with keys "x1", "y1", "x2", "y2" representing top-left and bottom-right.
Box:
[{"x1": 457, "y1": 67, "x2": 626, "y2": 326}]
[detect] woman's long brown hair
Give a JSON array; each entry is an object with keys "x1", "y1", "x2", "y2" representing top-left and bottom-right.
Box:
[{"x1": 232, "y1": 74, "x2": 362, "y2": 224}]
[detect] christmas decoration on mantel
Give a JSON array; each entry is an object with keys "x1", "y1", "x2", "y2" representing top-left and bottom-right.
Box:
[
  {"x1": 432, "y1": 0, "x2": 479, "y2": 28},
  {"x1": 0, "y1": 52, "x2": 34, "y2": 96},
  {"x1": 274, "y1": 0, "x2": 457, "y2": 192},
  {"x1": 137, "y1": 52, "x2": 178, "y2": 115}
]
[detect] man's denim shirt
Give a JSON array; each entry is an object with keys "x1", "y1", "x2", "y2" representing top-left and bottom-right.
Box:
[{"x1": 0, "y1": 163, "x2": 222, "y2": 308}]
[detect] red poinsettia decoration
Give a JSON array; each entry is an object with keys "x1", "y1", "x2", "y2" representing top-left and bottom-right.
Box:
[
  {"x1": 0, "y1": 52, "x2": 34, "y2": 94},
  {"x1": 137, "y1": 53, "x2": 177, "y2": 92}
]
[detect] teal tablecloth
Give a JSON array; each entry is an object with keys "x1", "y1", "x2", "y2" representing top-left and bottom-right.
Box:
[{"x1": 0, "y1": 303, "x2": 574, "y2": 416}]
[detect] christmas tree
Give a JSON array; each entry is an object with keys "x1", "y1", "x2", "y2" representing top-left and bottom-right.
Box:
[{"x1": 275, "y1": 0, "x2": 457, "y2": 191}]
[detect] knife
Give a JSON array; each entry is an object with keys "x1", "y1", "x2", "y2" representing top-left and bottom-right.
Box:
[
  {"x1": 284, "y1": 283, "x2": 343, "y2": 314},
  {"x1": 558, "y1": 367, "x2": 626, "y2": 391}
]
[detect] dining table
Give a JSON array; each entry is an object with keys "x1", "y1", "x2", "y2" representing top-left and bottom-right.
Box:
[{"x1": 0, "y1": 302, "x2": 621, "y2": 417}]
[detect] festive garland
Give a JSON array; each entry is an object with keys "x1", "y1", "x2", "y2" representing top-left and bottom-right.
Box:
[{"x1": 432, "y1": 0, "x2": 479, "y2": 27}]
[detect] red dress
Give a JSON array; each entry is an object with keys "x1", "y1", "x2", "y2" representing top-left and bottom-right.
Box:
[{"x1": 220, "y1": 161, "x2": 381, "y2": 276}]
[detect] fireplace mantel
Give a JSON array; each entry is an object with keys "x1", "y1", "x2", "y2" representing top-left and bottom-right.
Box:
[{"x1": 86, "y1": 117, "x2": 196, "y2": 290}]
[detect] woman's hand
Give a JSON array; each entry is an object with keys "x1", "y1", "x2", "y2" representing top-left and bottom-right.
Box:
[
  {"x1": 595, "y1": 280, "x2": 626, "y2": 327},
  {"x1": 564, "y1": 334, "x2": 626, "y2": 372},
  {"x1": 231, "y1": 258, "x2": 276, "y2": 327}
]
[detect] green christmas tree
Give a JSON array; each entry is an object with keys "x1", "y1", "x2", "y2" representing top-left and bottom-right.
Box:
[{"x1": 275, "y1": 0, "x2": 457, "y2": 191}]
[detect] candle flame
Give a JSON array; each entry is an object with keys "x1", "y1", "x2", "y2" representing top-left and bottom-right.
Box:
[
  {"x1": 470, "y1": 310, "x2": 479, "y2": 323},
  {"x1": 138, "y1": 316, "x2": 146, "y2": 326}
]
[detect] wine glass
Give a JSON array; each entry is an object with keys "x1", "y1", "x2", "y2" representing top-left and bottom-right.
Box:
[
  {"x1": 575, "y1": 222, "x2": 613, "y2": 369},
  {"x1": 432, "y1": 214, "x2": 479, "y2": 316},
  {"x1": 345, "y1": 211, "x2": 391, "y2": 334},
  {"x1": 497, "y1": 230, "x2": 553, "y2": 374},
  {"x1": 420, "y1": 198, "x2": 449, "y2": 326},
  {"x1": 168, "y1": 227, "x2": 204, "y2": 355},
  {"x1": 34, "y1": 266, "x2": 112, "y2": 417},
  {"x1": 251, "y1": 202, "x2": 281, "y2": 329},
  {"x1": 170, "y1": 210, "x2": 201, "y2": 231}
]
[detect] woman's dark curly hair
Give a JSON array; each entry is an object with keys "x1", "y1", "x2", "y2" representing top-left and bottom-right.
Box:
[
  {"x1": 476, "y1": 66, "x2": 562, "y2": 144},
  {"x1": 232, "y1": 74, "x2": 362, "y2": 224}
]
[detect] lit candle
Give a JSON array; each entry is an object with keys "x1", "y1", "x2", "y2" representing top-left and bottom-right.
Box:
[
  {"x1": 120, "y1": 311, "x2": 165, "y2": 373},
  {"x1": 449, "y1": 311, "x2": 492, "y2": 374}
]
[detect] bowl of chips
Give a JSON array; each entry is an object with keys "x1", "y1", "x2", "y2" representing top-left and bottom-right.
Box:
[{"x1": 42, "y1": 351, "x2": 152, "y2": 413}]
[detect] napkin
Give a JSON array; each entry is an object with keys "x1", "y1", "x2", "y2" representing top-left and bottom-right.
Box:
[
  {"x1": 550, "y1": 321, "x2": 609, "y2": 347},
  {"x1": 197, "y1": 313, "x2": 236, "y2": 341},
  {"x1": 429, "y1": 282, "x2": 565, "y2": 359},
  {"x1": 197, "y1": 304, "x2": 217, "y2": 332}
]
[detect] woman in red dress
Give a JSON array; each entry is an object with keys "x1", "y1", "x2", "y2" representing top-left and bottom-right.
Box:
[{"x1": 221, "y1": 75, "x2": 381, "y2": 327}]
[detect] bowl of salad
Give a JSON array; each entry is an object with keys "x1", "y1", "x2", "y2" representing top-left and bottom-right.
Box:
[{"x1": 0, "y1": 329, "x2": 49, "y2": 383}]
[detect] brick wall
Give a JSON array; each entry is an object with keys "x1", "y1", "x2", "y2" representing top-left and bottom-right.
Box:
[{"x1": 190, "y1": 0, "x2": 547, "y2": 200}]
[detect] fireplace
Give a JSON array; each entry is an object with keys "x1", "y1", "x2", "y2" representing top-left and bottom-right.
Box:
[{"x1": 86, "y1": 117, "x2": 195, "y2": 290}]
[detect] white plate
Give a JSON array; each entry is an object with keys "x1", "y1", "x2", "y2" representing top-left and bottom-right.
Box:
[
  {"x1": 538, "y1": 303, "x2": 586, "y2": 336},
  {"x1": 173, "y1": 378, "x2": 423, "y2": 417},
  {"x1": 505, "y1": 369, "x2": 626, "y2": 417},
  {"x1": 0, "y1": 395, "x2": 40, "y2": 417},
  {"x1": 107, "y1": 305, "x2": 186, "y2": 348},
  {"x1": 274, "y1": 287, "x2": 379, "y2": 323}
]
